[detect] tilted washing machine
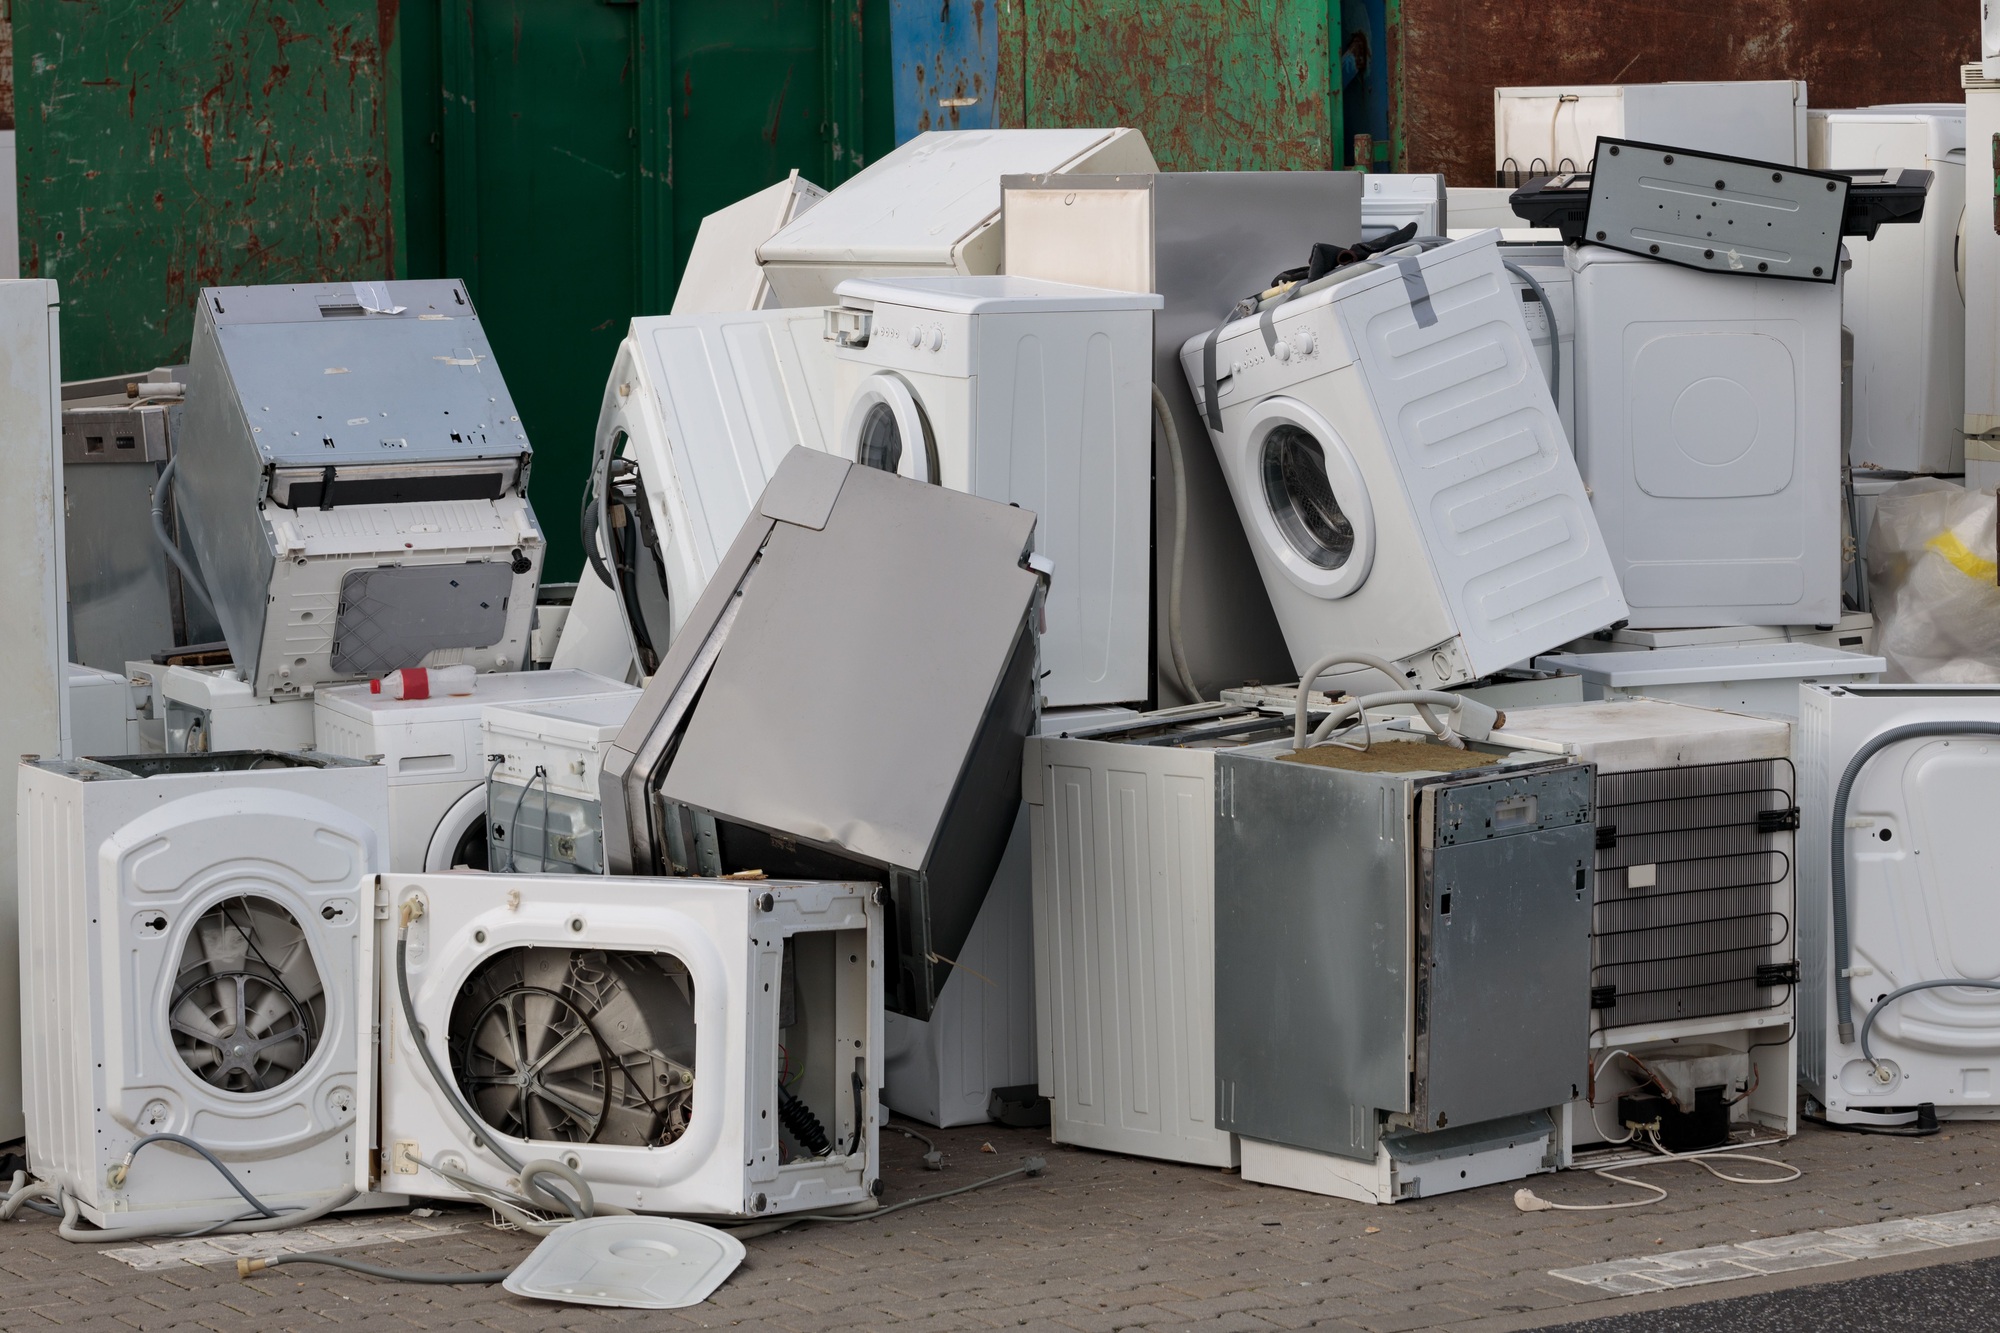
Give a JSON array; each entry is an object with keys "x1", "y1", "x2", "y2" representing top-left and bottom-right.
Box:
[
  {"x1": 313, "y1": 668, "x2": 636, "y2": 872},
  {"x1": 828, "y1": 275, "x2": 1161, "y2": 707},
  {"x1": 359, "y1": 872, "x2": 881, "y2": 1219},
  {"x1": 1178, "y1": 230, "x2": 1627, "y2": 692},
  {"x1": 18, "y1": 752, "x2": 388, "y2": 1233},
  {"x1": 1799, "y1": 684, "x2": 2000, "y2": 1128},
  {"x1": 173, "y1": 280, "x2": 545, "y2": 699}
]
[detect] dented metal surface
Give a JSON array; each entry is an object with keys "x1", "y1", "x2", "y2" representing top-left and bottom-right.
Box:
[
  {"x1": 1392, "y1": 0, "x2": 1978, "y2": 185},
  {"x1": 994, "y1": 0, "x2": 1338, "y2": 171},
  {"x1": 14, "y1": 1, "x2": 399, "y2": 377}
]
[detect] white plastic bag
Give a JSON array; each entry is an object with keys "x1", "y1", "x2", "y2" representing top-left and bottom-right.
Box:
[{"x1": 1867, "y1": 479, "x2": 2000, "y2": 682}]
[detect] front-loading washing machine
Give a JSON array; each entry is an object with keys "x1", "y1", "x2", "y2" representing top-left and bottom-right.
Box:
[
  {"x1": 828, "y1": 275, "x2": 1161, "y2": 707},
  {"x1": 1177, "y1": 230, "x2": 1626, "y2": 691},
  {"x1": 1567, "y1": 245, "x2": 1844, "y2": 629}
]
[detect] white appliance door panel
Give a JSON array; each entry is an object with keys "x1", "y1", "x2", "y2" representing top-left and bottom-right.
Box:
[{"x1": 1336, "y1": 240, "x2": 1625, "y2": 677}]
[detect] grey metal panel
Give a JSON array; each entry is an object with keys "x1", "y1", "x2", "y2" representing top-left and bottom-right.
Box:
[
  {"x1": 610, "y1": 452, "x2": 1041, "y2": 1018},
  {"x1": 62, "y1": 405, "x2": 168, "y2": 463},
  {"x1": 329, "y1": 561, "x2": 515, "y2": 676},
  {"x1": 1416, "y1": 768, "x2": 1595, "y2": 1132},
  {"x1": 1213, "y1": 753, "x2": 1412, "y2": 1162},
  {"x1": 1587, "y1": 139, "x2": 1849, "y2": 281},
  {"x1": 63, "y1": 464, "x2": 175, "y2": 671},
  {"x1": 756, "y1": 447, "x2": 849, "y2": 529},
  {"x1": 198, "y1": 281, "x2": 528, "y2": 469}
]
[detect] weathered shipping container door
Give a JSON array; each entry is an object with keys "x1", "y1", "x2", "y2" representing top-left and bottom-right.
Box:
[
  {"x1": 892, "y1": 0, "x2": 999, "y2": 137},
  {"x1": 439, "y1": 0, "x2": 872, "y2": 580},
  {"x1": 993, "y1": 0, "x2": 1342, "y2": 171}
]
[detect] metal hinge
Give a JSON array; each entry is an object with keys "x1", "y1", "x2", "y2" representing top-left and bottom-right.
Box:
[
  {"x1": 1758, "y1": 806, "x2": 1802, "y2": 833},
  {"x1": 1590, "y1": 984, "x2": 1617, "y2": 1009},
  {"x1": 1756, "y1": 961, "x2": 1800, "y2": 987}
]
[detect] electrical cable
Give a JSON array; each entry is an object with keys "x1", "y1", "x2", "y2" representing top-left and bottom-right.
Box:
[
  {"x1": 499, "y1": 766, "x2": 548, "y2": 873},
  {"x1": 758, "y1": 1158, "x2": 1047, "y2": 1230},
  {"x1": 1151, "y1": 384, "x2": 1201, "y2": 705},
  {"x1": 238, "y1": 1253, "x2": 511, "y2": 1284},
  {"x1": 1514, "y1": 1131, "x2": 1799, "y2": 1213},
  {"x1": 1830, "y1": 722, "x2": 2000, "y2": 1042},
  {"x1": 149, "y1": 457, "x2": 216, "y2": 616},
  {"x1": 52, "y1": 1182, "x2": 358, "y2": 1243}
]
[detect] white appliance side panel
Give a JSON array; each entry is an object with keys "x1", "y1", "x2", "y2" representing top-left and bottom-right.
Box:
[
  {"x1": 19, "y1": 768, "x2": 98, "y2": 1194},
  {"x1": 0, "y1": 281, "x2": 63, "y2": 1142},
  {"x1": 1336, "y1": 240, "x2": 1627, "y2": 677},
  {"x1": 970, "y1": 307, "x2": 1153, "y2": 706},
  {"x1": 1573, "y1": 254, "x2": 1842, "y2": 628},
  {"x1": 1031, "y1": 739, "x2": 1234, "y2": 1167},
  {"x1": 1967, "y1": 88, "x2": 2000, "y2": 434}
]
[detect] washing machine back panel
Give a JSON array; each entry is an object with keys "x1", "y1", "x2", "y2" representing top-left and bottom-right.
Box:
[
  {"x1": 1572, "y1": 248, "x2": 1842, "y2": 628},
  {"x1": 1330, "y1": 235, "x2": 1626, "y2": 678}
]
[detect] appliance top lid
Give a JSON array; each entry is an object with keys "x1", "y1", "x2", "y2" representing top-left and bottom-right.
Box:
[
  {"x1": 197, "y1": 280, "x2": 530, "y2": 470},
  {"x1": 502, "y1": 1216, "x2": 746, "y2": 1309},
  {"x1": 1535, "y1": 643, "x2": 1888, "y2": 686},
  {"x1": 1199, "y1": 229, "x2": 1502, "y2": 346},
  {"x1": 483, "y1": 691, "x2": 643, "y2": 743},
  {"x1": 1496, "y1": 697, "x2": 1791, "y2": 768},
  {"x1": 835, "y1": 274, "x2": 1163, "y2": 314},
  {"x1": 315, "y1": 669, "x2": 632, "y2": 721},
  {"x1": 31, "y1": 751, "x2": 377, "y2": 780},
  {"x1": 757, "y1": 128, "x2": 1135, "y2": 267}
]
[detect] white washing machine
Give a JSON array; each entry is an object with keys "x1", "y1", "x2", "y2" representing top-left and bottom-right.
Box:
[
  {"x1": 481, "y1": 690, "x2": 643, "y2": 875},
  {"x1": 1178, "y1": 230, "x2": 1627, "y2": 691},
  {"x1": 1963, "y1": 71, "x2": 2000, "y2": 492},
  {"x1": 1568, "y1": 245, "x2": 1845, "y2": 628},
  {"x1": 830, "y1": 275, "x2": 1161, "y2": 707},
  {"x1": 1361, "y1": 174, "x2": 1445, "y2": 241},
  {"x1": 1799, "y1": 684, "x2": 2000, "y2": 1126},
  {"x1": 756, "y1": 127, "x2": 1156, "y2": 307},
  {"x1": 314, "y1": 668, "x2": 635, "y2": 873},
  {"x1": 158, "y1": 664, "x2": 315, "y2": 754},
  {"x1": 67, "y1": 662, "x2": 137, "y2": 758},
  {"x1": 359, "y1": 872, "x2": 880, "y2": 1218},
  {"x1": 18, "y1": 751, "x2": 388, "y2": 1233},
  {"x1": 1497, "y1": 241, "x2": 1576, "y2": 444},
  {"x1": 1810, "y1": 106, "x2": 1967, "y2": 477}
]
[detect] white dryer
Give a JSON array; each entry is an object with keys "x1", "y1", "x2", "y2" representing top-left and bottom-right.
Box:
[
  {"x1": 1568, "y1": 245, "x2": 1844, "y2": 629},
  {"x1": 18, "y1": 752, "x2": 388, "y2": 1234},
  {"x1": 314, "y1": 668, "x2": 635, "y2": 872},
  {"x1": 360, "y1": 872, "x2": 881, "y2": 1218},
  {"x1": 1178, "y1": 230, "x2": 1627, "y2": 691},
  {"x1": 1799, "y1": 684, "x2": 2000, "y2": 1127},
  {"x1": 830, "y1": 276, "x2": 1161, "y2": 707}
]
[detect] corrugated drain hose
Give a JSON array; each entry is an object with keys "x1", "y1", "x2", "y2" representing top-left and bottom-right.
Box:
[
  {"x1": 1830, "y1": 722, "x2": 2000, "y2": 1042},
  {"x1": 1153, "y1": 384, "x2": 1201, "y2": 704},
  {"x1": 150, "y1": 457, "x2": 216, "y2": 616}
]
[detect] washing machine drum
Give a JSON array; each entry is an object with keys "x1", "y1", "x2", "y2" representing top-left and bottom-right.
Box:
[
  {"x1": 844, "y1": 373, "x2": 940, "y2": 484},
  {"x1": 1246, "y1": 400, "x2": 1376, "y2": 599}
]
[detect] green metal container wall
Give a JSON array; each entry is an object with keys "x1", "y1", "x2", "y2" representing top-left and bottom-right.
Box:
[
  {"x1": 15, "y1": 2, "x2": 400, "y2": 378},
  {"x1": 994, "y1": 0, "x2": 1345, "y2": 170}
]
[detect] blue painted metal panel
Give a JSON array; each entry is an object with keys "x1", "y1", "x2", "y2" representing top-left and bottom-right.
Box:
[{"x1": 891, "y1": 0, "x2": 998, "y2": 142}]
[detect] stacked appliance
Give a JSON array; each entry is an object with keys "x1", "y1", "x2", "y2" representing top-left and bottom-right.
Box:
[
  {"x1": 998, "y1": 168, "x2": 1363, "y2": 705},
  {"x1": 1360, "y1": 174, "x2": 1445, "y2": 242},
  {"x1": 481, "y1": 691, "x2": 644, "y2": 875},
  {"x1": 173, "y1": 280, "x2": 544, "y2": 702},
  {"x1": 1965, "y1": 65, "x2": 2000, "y2": 492},
  {"x1": 313, "y1": 668, "x2": 636, "y2": 873},
  {"x1": 1177, "y1": 229, "x2": 1629, "y2": 694},
  {"x1": 1493, "y1": 80, "x2": 1808, "y2": 183},
  {"x1": 827, "y1": 275, "x2": 1160, "y2": 706},
  {"x1": 672, "y1": 170, "x2": 826, "y2": 315},
  {"x1": 360, "y1": 872, "x2": 881, "y2": 1218},
  {"x1": 755, "y1": 127, "x2": 1156, "y2": 306},
  {"x1": 19, "y1": 751, "x2": 388, "y2": 1233},
  {"x1": 1799, "y1": 684, "x2": 2000, "y2": 1128},
  {"x1": 1492, "y1": 700, "x2": 1799, "y2": 1154}
]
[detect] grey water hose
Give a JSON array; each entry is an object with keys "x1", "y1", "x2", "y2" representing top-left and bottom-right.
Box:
[
  {"x1": 1831, "y1": 721, "x2": 2000, "y2": 1042},
  {"x1": 149, "y1": 457, "x2": 216, "y2": 615},
  {"x1": 1500, "y1": 259, "x2": 1562, "y2": 412},
  {"x1": 1291, "y1": 651, "x2": 1450, "y2": 749},
  {"x1": 1860, "y1": 979, "x2": 2000, "y2": 1070},
  {"x1": 1153, "y1": 385, "x2": 1201, "y2": 704}
]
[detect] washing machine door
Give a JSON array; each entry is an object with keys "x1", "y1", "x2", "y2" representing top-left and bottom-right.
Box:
[
  {"x1": 1239, "y1": 397, "x2": 1376, "y2": 600},
  {"x1": 842, "y1": 372, "x2": 940, "y2": 484}
]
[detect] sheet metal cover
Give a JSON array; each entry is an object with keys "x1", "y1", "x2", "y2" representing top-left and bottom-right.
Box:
[
  {"x1": 1584, "y1": 139, "x2": 1848, "y2": 281},
  {"x1": 502, "y1": 1217, "x2": 745, "y2": 1309},
  {"x1": 658, "y1": 460, "x2": 1038, "y2": 871}
]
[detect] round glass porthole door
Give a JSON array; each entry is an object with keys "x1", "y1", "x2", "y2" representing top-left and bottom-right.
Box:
[
  {"x1": 1245, "y1": 399, "x2": 1374, "y2": 599},
  {"x1": 842, "y1": 373, "x2": 940, "y2": 484}
]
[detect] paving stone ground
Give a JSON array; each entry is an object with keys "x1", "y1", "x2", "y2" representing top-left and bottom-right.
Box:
[{"x1": 6, "y1": 1117, "x2": 2000, "y2": 1331}]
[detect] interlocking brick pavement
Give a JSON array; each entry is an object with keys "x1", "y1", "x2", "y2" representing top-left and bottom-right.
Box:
[{"x1": 5, "y1": 1119, "x2": 2000, "y2": 1331}]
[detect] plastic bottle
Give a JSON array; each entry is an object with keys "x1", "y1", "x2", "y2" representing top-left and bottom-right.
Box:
[{"x1": 369, "y1": 665, "x2": 477, "y2": 700}]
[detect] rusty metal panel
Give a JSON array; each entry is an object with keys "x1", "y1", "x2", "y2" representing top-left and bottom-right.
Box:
[
  {"x1": 893, "y1": 0, "x2": 999, "y2": 137},
  {"x1": 995, "y1": 0, "x2": 1338, "y2": 171},
  {"x1": 13, "y1": 2, "x2": 399, "y2": 378},
  {"x1": 1391, "y1": 0, "x2": 1978, "y2": 186}
]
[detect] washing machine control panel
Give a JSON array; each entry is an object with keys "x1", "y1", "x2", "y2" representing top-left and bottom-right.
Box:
[{"x1": 830, "y1": 303, "x2": 973, "y2": 376}]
